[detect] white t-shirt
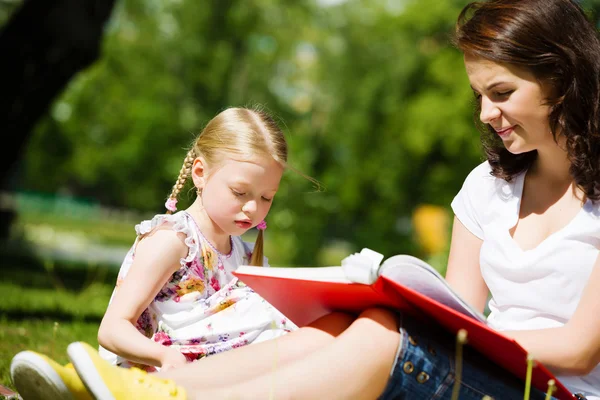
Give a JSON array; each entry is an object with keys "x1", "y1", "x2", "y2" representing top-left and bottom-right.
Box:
[{"x1": 451, "y1": 161, "x2": 600, "y2": 399}]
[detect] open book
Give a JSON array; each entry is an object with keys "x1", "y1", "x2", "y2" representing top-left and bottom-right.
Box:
[
  {"x1": 237, "y1": 253, "x2": 485, "y2": 325},
  {"x1": 233, "y1": 250, "x2": 575, "y2": 400}
]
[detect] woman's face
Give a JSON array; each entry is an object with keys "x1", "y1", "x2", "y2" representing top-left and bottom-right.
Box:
[{"x1": 464, "y1": 53, "x2": 553, "y2": 154}]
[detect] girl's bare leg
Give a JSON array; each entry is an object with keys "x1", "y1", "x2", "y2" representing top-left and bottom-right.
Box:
[
  {"x1": 198, "y1": 308, "x2": 401, "y2": 400},
  {"x1": 157, "y1": 312, "x2": 356, "y2": 389}
]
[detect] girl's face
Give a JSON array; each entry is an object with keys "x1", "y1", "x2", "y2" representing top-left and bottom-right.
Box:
[
  {"x1": 193, "y1": 155, "x2": 283, "y2": 237},
  {"x1": 464, "y1": 54, "x2": 554, "y2": 154}
]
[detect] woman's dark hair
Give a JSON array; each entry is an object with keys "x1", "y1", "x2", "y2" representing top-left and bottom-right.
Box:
[{"x1": 454, "y1": 0, "x2": 600, "y2": 200}]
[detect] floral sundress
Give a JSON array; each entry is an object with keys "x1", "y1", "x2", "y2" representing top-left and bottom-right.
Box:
[{"x1": 98, "y1": 211, "x2": 297, "y2": 370}]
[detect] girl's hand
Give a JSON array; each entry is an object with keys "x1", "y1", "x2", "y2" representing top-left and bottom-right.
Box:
[{"x1": 160, "y1": 348, "x2": 188, "y2": 371}]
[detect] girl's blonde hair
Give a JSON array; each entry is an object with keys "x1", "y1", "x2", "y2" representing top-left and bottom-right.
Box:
[{"x1": 166, "y1": 107, "x2": 288, "y2": 266}]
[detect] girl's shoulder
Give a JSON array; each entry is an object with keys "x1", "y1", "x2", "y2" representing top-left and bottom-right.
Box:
[
  {"x1": 135, "y1": 211, "x2": 193, "y2": 238},
  {"x1": 135, "y1": 211, "x2": 200, "y2": 267}
]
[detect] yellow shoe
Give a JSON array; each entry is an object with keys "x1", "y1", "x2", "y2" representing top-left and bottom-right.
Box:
[
  {"x1": 67, "y1": 342, "x2": 187, "y2": 400},
  {"x1": 10, "y1": 350, "x2": 93, "y2": 400}
]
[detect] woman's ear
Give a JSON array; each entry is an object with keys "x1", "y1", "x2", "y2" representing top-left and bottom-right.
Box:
[{"x1": 191, "y1": 157, "x2": 207, "y2": 191}]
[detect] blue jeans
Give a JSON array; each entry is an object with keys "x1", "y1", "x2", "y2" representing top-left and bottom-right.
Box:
[{"x1": 378, "y1": 314, "x2": 558, "y2": 400}]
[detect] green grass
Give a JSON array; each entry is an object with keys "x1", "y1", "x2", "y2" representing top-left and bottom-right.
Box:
[
  {"x1": 0, "y1": 282, "x2": 112, "y2": 321},
  {"x1": 0, "y1": 318, "x2": 100, "y2": 390},
  {"x1": 0, "y1": 264, "x2": 115, "y2": 390}
]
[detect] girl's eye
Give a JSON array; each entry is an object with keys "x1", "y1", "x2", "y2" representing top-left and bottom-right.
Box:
[
  {"x1": 261, "y1": 196, "x2": 273, "y2": 202},
  {"x1": 232, "y1": 190, "x2": 245, "y2": 197}
]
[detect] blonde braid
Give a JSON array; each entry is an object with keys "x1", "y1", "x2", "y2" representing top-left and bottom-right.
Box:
[
  {"x1": 165, "y1": 149, "x2": 196, "y2": 214},
  {"x1": 249, "y1": 229, "x2": 264, "y2": 266}
]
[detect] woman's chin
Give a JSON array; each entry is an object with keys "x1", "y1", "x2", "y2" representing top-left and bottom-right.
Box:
[{"x1": 503, "y1": 141, "x2": 530, "y2": 155}]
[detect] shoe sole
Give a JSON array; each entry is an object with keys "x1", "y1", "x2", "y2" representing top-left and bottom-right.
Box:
[
  {"x1": 10, "y1": 351, "x2": 75, "y2": 400},
  {"x1": 67, "y1": 342, "x2": 116, "y2": 400}
]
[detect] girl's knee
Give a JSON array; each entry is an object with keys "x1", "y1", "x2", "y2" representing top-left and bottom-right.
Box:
[
  {"x1": 307, "y1": 312, "x2": 356, "y2": 336},
  {"x1": 357, "y1": 308, "x2": 399, "y2": 331}
]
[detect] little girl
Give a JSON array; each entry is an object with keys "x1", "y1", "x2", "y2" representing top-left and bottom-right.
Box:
[
  {"x1": 94, "y1": 106, "x2": 297, "y2": 372},
  {"x1": 11, "y1": 106, "x2": 300, "y2": 400}
]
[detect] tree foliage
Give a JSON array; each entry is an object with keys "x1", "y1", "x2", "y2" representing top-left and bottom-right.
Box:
[{"x1": 13, "y1": 0, "x2": 600, "y2": 266}]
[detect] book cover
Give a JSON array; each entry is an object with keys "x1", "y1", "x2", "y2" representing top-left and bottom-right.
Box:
[{"x1": 233, "y1": 255, "x2": 574, "y2": 399}]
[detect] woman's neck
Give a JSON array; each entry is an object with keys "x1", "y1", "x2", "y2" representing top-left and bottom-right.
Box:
[
  {"x1": 186, "y1": 200, "x2": 232, "y2": 254},
  {"x1": 529, "y1": 137, "x2": 571, "y2": 185}
]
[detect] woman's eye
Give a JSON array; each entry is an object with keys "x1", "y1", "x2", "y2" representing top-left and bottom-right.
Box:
[
  {"x1": 261, "y1": 196, "x2": 273, "y2": 202},
  {"x1": 231, "y1": 190, "x2": 245, "y2": 197},
  {"x1": 494, "y1": 90, "x2": 513, "y2": 98}
]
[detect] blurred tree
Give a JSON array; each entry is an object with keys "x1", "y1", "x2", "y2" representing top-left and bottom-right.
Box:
[
  {"x1": 287, "y1": 0, "x2": 479, "y2": 263},
  {"x1": 582, "y1": 0, "x2": 600, "y2": 21},
  {"x1": 0, "y1": 0, "x2": 117, "y2": 239},
  {"x1": 23, "y1": 0, "x2": 315, "y2": 208},
  {"x1": 14, "y1": 0, "x2": 600, "y2": 267},
  {"x1": 15, "y1": 0, "x2": 482, "y2": 266}
]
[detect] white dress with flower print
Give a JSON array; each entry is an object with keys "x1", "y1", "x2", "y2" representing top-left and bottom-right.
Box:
[{"x1": 98, "y1": 211, "x2": 297, "y2": 370}]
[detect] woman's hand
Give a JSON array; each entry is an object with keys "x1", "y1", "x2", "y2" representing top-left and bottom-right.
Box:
[{"x1": 160, "y1": 348, "x2": 188, "y2": 371}]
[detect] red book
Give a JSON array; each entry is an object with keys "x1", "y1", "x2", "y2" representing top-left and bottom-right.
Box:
[{"x1": 233, "y1": 254, "x2": 575, "y2": 400}]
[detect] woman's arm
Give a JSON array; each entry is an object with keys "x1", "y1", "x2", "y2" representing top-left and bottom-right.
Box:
[
  {"x1": 502, "y1": 253, "x2": 600, "y2": 375},
  {"x1": 444, "y1": 216, "x2": 489, "y2": 313},
  {"x1": 97, "y1": 228, "x2": 188, "y2": 368}
]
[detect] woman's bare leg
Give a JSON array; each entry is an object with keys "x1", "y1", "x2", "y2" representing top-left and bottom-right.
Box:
[
  {"x1": 196, "y1": 308, "x2": 401, "y2": 400},
  {"x1": 157, "y1": 312, "x2": 356, "y2": 388}
]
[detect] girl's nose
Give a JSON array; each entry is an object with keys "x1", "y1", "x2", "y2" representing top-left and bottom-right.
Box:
[{"x1": 242, "y1": 200, "x2": 257, "y2": 214}]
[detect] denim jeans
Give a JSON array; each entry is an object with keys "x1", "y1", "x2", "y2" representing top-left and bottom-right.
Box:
[{"x1": 378, "y1": 314, "x2": 558, "y2": 400}]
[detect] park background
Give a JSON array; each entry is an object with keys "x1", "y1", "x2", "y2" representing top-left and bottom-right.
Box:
[{"x1": 1, "y1": 0, "x2": 600, "y2": 392}]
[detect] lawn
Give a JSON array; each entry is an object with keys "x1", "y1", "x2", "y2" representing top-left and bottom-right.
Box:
[
  {"x1": 0, "y1": 319, "x2": 100, "y2": 391},
  {"x1": 0, "y1": 263, "x2": 116, "y2": 391}
]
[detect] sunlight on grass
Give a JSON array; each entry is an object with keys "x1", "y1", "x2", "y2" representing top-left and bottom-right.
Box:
[
  {"x1": 0, "y1": 318, "x2": 100, "y2": 390},
  {"x1": 0, "y1": 282, "x2": 112, "y2": 319},
  {"x1": 0, "y1": 268, "x2": 113, "y2": 389}
]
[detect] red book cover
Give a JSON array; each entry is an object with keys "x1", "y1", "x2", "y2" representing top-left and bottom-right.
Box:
[{"x1": 234, "y1": 263, "x2": 575, "y2": 399}]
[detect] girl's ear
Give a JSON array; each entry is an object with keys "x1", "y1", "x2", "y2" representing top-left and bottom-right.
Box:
[{"x1": 191, "y1": 157, "x2": 207, "y2": 191}]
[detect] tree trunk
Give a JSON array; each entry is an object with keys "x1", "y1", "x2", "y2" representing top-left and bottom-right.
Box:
[{"x1": 0, "y1": 0, "x2": 117, "y2": 239}]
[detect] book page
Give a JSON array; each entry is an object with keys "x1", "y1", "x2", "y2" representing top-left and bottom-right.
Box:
[
  {"x1": 379, "y1": 255, "x2": 486, "y2": 323},
  {"x1": 235, "y1": 265, "x2": 350, "y2": 283}
]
